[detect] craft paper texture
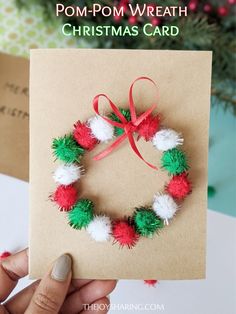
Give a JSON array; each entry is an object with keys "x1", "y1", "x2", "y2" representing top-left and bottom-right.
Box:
[
  {"x1": 0, "y1": 53, "x2": 29, "y2": 181},
  {"x1": 30, "y1": 49, "x2": 212, "y2": 280}
]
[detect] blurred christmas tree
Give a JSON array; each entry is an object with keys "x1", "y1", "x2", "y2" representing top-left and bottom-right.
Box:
[{"x1": 16, "y1": 0, "x2": 236, "y2": 114}]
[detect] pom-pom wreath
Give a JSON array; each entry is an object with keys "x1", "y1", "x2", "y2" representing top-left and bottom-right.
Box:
[
  {"x1": 73, "y1": 121, "x2": 98, "y2": 150},
  {"x1": 144, "y1": 280, "x2": 158, "y2": 287},
  {"x1": 52, "y1": 135, "x2": 84, "y2": 163},
  {"x1": 68, "y1": 199, "x2": 94, "y2": 229},
  {"x1": 161, "y1": 148, "x2": 189, "y2": 175},
  {"x1": 0, "y1": 251, "x2": 11, "y2": 259},
  {"x1": 137, "y1": 114, "x2": 160, "y2": 141},
  {"x1": 166, "y1": 173, "x2": 192, "y2": 199},
  {"x1": 53, "y1": 164, "x2": 82, "y2": 186},
  {"x1": 152, "y1": 129, "x2": 183, "y2": 151},
  {"x1": 50, "y1": 78, "x2": 193, "y2": 249},
  {"x1": 112, "y1": 220, "x2": 139, "y2": 248},
  {"x1": 153, "y1": 194, "x2": 178, "y2": 223},
  {"x1": 110, "y1": 108, "x2": 131, "y2": 136},
  {"x1": 133, "y1": 207, "x2": 164, "y2": 237},
  {"x1": 89, "y1": 116, "x2": 114, "y2": 142},
  {"x1": 53, "y1": 185, "x2": 77, "y2": 211},
  {"x1": 87, "y1": 215, "x2": 112, "y2": 242}
]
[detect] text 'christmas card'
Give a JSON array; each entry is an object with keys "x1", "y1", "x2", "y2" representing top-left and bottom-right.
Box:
[{"x1": 30, "y1": 49, "x2": 212, "y2": 280}]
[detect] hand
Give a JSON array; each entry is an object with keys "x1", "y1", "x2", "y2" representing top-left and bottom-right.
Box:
[{"x1": 0, "y1": 249, "x2": 116, "y2": 313}]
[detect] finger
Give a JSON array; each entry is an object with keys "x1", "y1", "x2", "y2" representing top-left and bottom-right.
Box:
[
  {"x1": 71, "y1": 279, "x2": 93, "y2": 290},
  {"x1": 81, "y1": 297, "x2": 110, "y2": 314},
  {"x1": 5, "y1": 278, "x2": 93, "y2": 313},
  {"x1": 0, "y1": 249, "x2": 28, "y2": 302},
  {"x1": 4, "y1": 281, "x2": 39, "y2": 314},
  {"x1": 25, "y1": 254, "x2": 72, "y2": 314},
  {"x1": 61, "y1": 280, "x2": 116, "y2": 314},
  {"x1": 0, "y1": 305, "x2": 8, "y2": 314}
]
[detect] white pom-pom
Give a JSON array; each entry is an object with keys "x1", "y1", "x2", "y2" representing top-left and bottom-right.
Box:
[
  {"x1": 153, "y1": 193, "x2": 178, "y2": 224},
  {"x1": 152, "y1": 129, "x2": 183, "y2": 151},
  {"x1": 86, "y1": 215, "x2": 112, "y2": 242},
  {"x1": 89, "y1": 115, "x2": 114, "y2": 142},
  {"x1": 53, "y1": 164, "x2": 82, "y2": 185}
]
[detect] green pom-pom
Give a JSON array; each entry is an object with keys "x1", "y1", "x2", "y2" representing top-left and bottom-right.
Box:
[
  {"x1": 52, "y1": 134, "x2": 84, "y2": 163},
  {"x1": 161, "y1": 148, "x2": 189, "y2": 175},
  {"x1": 68, "y1": 199, "x2": 94, "y2": 229},
  {"x1": 133, "y1": 207, "x2": 164, "y2": 237},
  {"x1": 110, "y1": 108, "x2": 131, "y2": 136},
  {"x1": 208, "y1": 185, "x2": 216, "y2": 198}
]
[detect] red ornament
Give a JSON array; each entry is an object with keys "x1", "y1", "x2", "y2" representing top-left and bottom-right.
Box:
[
  {"x1": 147, "y1": 3, "x2": 156, "y2": 10},
  {"x1": 0, "y1": 251, "x2": 11, "y2": 259},
  {"x1": 137, "y1": 114, "x2": 160, "y2": 141},
  {"x1": 144, "y1": 280, "x2": 158, "y2": 286},
  {"x1": 188, "y1": 0, "x2": 198, "y2": 12},
  {"x1": 73, "y1": 121, "x2": 98, "y2": 150},
  {"x1": 114, "y1": 14, "x2": 122, "y2": 22},
  {"x1": 203, "y1": 3, "x2": 213, "y2": 13},
  {"x1": 217, "y1": 6, "x2": 229, "y2": 16},
  {"x1": 151, "y1": 17, "x2": 161, "y2": 26},
  {"x1": 112, "y1": 220, "x2": 139, "y2": 248},
  {"x1": 53, "y1": 185, "x2": 77, "y2": 211},
  {"x1": 227, "y1": 0, "x2": 236, "y2": 5},
  {"x1": 166, "y1": 173, "x2": 192, "y2": 200},
  {"x1": 128, "y1": 16, "x2": 137, "y2": 25}
]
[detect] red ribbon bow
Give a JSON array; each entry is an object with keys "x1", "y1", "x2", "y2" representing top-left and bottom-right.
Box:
[{"x1": 93, "y1": 77, "x2": 158, "y2": 170}]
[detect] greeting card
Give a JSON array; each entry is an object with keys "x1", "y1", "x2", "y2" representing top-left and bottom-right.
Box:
[
  {"x1": 29, "y1": 49, "x2": 212, "y2": 279},
  {"x1": 0, "y1": 53, "x2": 29, "y2": 181}
]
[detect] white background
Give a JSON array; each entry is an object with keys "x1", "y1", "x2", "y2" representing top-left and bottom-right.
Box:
[{"x1": 0, "y1": 174, "x2": 235, "y2": 314}]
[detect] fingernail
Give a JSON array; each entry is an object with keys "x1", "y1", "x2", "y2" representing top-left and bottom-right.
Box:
[{"x1": 51, "y1": 254, "x2": 72, "y2": 282}]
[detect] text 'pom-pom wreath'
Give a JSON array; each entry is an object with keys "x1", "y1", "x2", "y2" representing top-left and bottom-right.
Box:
[{"x1": 50, "y1": 77, "x2": 192, "y2": 249}]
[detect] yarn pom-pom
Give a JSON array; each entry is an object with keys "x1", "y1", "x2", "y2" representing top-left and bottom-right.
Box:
[
  {"x1": 112, "y1": 220, "x2": 139, "y2": 248},
  {"x1": 153, "y1": 193, "x2": 178, "y2": 224},
  {"x1": 53, "y1": 164, "x2": 82, "y2": 186},
  {"x1": 137, "y1": 114, "x2": 160, "y2": 141},
  {"x1": 144, "y1": 280, "x2": 158, "y2": 287},
  {"x1": 87, "y1": 215, "x2": 112, "y2": 242},
  {"x1": 52, "y1": 134, "x2": 84, "y2": 163},
  {"x1": 89, "y1": 116, "x2": 114, "y2": 142},
  {"x1": 152, "y1": 129, "x2": 183, "y2": 151},
  {"x1": 0, "y1": 251, "x2": 11, "y2": 259},
  {"x1": 68, "y1": 199, "x2": 94, "y2": 229},
  {"x1": 53, "y1": 185, "x2": 77, "y2": 211},
  {"x1": 133, "y1": 207, "x2": 163, "y2": 237},
  {"x1": 73, "y1": 121, "x2": 99, "y2": 150},
  {"x1": 166, "y1": 173, "x2": 192, "y2": 199},
  {"x1": 110, "y1": 108, "x2": 131, "y2": 136},
  {"x1": 161, "y1": 148, "x2": 189, "y2": 175}
]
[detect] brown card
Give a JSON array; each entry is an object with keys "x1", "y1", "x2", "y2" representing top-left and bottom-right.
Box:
[
  {"x1": 30, "y1": 49, "x2": 212, "y2": 280},
  {"x1": 0, "y1": 52, "x2": 29, "y2": 182}
]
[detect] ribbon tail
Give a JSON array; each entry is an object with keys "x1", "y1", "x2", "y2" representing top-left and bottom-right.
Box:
[
  {"x1": 93, "y1": 133, "x2": 127, "y2": 161},
  {"x1": 127, "y1": 133, "x2": 158, "y2": 171}
]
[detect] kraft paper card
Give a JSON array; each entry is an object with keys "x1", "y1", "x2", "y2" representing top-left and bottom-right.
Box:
[
  {"x1": 30, "y1": 49, "x2": 212, "y2": 280},
  {"x1": 0, "y1": 53, "x2": 29, "y2": 182}
]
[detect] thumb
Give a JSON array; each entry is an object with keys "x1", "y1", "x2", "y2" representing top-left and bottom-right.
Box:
[{"x1": 25, "y1": 254, "x2": 72, "y2": 314}]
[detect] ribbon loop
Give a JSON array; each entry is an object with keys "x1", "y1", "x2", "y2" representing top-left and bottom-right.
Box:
[{"x1": 92, "y1": 77, "x2": 159, "y2": 170}]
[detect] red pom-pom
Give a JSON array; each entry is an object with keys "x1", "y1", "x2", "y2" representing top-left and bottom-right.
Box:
[
  {"x1": 0, "y1": 251, "x2": 11, "y2": 259},
  {"x1": 53, "y1": 185, "x2": 78, "y2": 211},
  {"x1": 137, "y1": 114, "x2": 160, "y2": 141},
  {"x1": 166, "y1": 173, "x2": 192, "y2": 200},
  {"x1": 112, "y1": 220, "x2": 139, "y2": 248},
  {"x1": 73, "y1": 121, "x2": 98, "y2": 150},
  {"x1": 144, "y1": 280, "x2": 158, "y2": 287}
]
